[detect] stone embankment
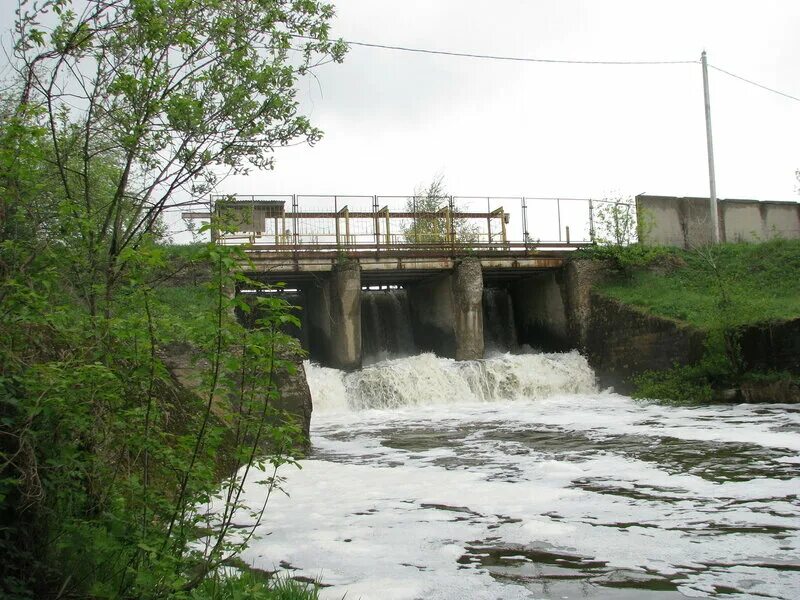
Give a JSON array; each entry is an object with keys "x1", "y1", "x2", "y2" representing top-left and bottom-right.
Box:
[{"x1": 568, "y1": 260, "x2": 800, "y2": 402}]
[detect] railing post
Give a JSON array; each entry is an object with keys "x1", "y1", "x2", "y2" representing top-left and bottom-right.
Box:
[
  {"x1": 588, "y1": 198, "x2": 595, "y2": 243},
  {"x1": 522, "y1": 197, "x2": 528, "y2": 251},
  {"x1": 486, "y1": 197, "x2": 492, "y2": 246},
  {"x1": 566, "y1": 226, "x2": 571, "y2": 245},
  {"x1": 373, "y1": 195, "x2": 379, "y2": 251},
  {"x1": 557, "y1": 198, "x2": 562, "y2": 242},
  {"x1": 413, "y1": 196, "x2": 418, "y2": 244},
  {"x1": 335, "y1": 198, "x2": 341, "y2": 250},
  {"x1": 343, "y1": 207, "x2": 350, "y2": 247},
  {"x1": 449, "y1": 196, "x2": 456, "y2": 255},
  {"x1": 291, "y1": 194, "x2": 298, "y2": 260}
]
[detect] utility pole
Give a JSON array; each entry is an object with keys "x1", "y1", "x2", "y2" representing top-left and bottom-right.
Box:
[{"x1": 701, "y1": 50, "x2": 720, "y2": 243}]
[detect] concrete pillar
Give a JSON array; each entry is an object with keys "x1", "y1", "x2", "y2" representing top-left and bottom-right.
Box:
[
  {"x1": 329, "y1": 261, "x2": 362, "y2": 370},
  {"x1": 408, "y1": 258, "x2": 484, "y2": 360},
  {"x1": 563, "y1": 259, "x2": 613, "y2": 351},
  {"x1": 304, "y1": 261, "x2": 362, "y2": 370},
  {"x1": 452, "y1": 258, "x2": 484, "y2": 360}
]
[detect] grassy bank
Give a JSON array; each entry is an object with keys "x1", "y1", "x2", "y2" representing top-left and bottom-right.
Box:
[
  {"x1": 580, "y1": 239, "x2": 800, "y2": 402},
  {"x1": 595, "y1": 239, "x2": 800, "y2": 329}
]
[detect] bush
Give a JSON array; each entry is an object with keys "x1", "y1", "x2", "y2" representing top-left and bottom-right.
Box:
[
  {"x1": 191, "y1": 572, "x2": 320, "y2": 600},
  {"x1": 633, "y1": 366, "x2": 714, "y2": 405}
]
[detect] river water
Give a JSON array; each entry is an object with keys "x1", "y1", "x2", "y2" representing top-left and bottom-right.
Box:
[{"x1": 236, "y1": 352, "x2": 800, "y2": 599}]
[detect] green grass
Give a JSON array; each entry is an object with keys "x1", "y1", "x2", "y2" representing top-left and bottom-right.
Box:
[
  {"x1": 191, "y1": 571, "x2": 321, "y2": 600},
  {"x1": 597, "y1": 239, "x2": 800, "y2": 329}
]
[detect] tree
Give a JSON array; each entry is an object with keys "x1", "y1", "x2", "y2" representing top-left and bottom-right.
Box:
[
  {"x1": 10, "y1": 0, "x2": 346, "y2": 315},
  {"x1": 401, "y1": 176, "x2": 478, "y2": 244},
  {"x1": 1, "y1": 1, "x2": 345, "y2": 597},
  {"x1": 593, "y1": 194, "x2": 638, "y2": 246}
]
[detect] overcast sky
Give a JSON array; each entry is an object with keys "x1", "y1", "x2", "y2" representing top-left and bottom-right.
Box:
[
  {"x1": 3, "y1": 0, "x2": 798, "y2": 240},
  {"x1": 215, "y1": 0, "x2": 799, "y2": 207}
]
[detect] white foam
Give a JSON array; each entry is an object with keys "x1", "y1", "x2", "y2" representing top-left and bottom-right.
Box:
[
  {"x1": 305, "y1": 351, "x2": 597, "y2": 413},
  {"x1": 229, "y1": 354, "x2": 800, "y2": 599}
]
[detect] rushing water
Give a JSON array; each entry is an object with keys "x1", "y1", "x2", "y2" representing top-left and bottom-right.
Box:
[
  {"x1": 483, "y1": 288, "x2": 518, "y2": 352},
  {"x1": 361, "y1": 290, "x2": 417, "y2": 364},
  {"x1": 234, "y1": 352, "x2": 800, "y2": 600}
]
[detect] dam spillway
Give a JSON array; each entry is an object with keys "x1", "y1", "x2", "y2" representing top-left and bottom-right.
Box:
[
  {"x1": 361, "y1": 289, "x2": 417, "y2": 364},
  {"x1": 244, "y1": 256, "x2": 606, "y2": 370}
]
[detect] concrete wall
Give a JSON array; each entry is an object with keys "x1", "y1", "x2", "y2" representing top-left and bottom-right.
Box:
[
  {"x1": 562, "y1": 259, "x2": 614, "y2": 350},
  {"x1": 638, "y1": 194, "x2": 800, "y2": 248},
  {"x1": 586, "y1": 293, "x2": 707, "y2": 390},
  {"x1": 761, "y1": 202, "x2": 800, "y2": 240},
  {"x1": 407, "y1": 258, "x2": 484, "y2": 360},
  {"x1": 739, "y1": 318, "x2": 800, "y2": 375},
  {"x1": 636, "y1": 195, "x2": 714, "y2": 248}
]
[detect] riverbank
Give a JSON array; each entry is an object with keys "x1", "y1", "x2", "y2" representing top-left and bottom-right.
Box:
[
  {"x1": 579, "y1": 239, "x2": 800, "y2": 402},
  {"x1": 1, "y1": 239, "x2": 319, "y2": 600}
]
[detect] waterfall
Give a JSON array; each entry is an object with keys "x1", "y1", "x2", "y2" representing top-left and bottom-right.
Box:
[
  {"x1": 305, "y1": 351, "x2": 597, "y2": 412},
  {"x1": 361, "y1": 289, "x2": 417, "y2": 364},
  {"x1": 482, "y1": 287, "x2": 517, "y2": 352}
]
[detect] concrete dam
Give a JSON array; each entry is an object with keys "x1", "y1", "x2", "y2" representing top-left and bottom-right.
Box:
[
  {"x1": 244, "y1": 256, "x2": 602, "y2": 370},
  {"x1": 187, "y1": 193, "x2": 602, "y2": 368}
]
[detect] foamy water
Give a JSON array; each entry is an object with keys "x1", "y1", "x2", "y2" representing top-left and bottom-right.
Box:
[{"x1": 232, "y1": 353, "x2": 800, "y2": 599}]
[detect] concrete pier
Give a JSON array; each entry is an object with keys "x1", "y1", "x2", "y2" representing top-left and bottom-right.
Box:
[
  {"x1": 408, "y1": 258, "x2": 484, "y2": 360},
  {"x1": 452, "y1": 259, "x2": 484, "y2": 360},
  {"x1": 305, "y1": 261, "x2": 362, "y2": 370}
]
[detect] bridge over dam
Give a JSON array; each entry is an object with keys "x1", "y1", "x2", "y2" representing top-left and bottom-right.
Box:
[{"x1": 185, "y1": 194, "x2": 609, "y2": 369}]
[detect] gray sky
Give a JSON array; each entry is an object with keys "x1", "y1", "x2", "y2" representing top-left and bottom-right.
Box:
[
  {"x1": 3, "y1": 0, "x2": 797, "y2": 240},
  {"x1": 221, "y1": 0, "x2": 800, "y2": 203}
]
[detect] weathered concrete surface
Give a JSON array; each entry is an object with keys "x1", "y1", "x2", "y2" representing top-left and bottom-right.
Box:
[
  {"x1": 762, "y1": 202, "x2": 800, "y2": 240},
  {"x1": 408, "y1": 258, "x2": 484, "y2": 360},
  {"x1": 563, "y1": 259, "x2": 614, "y2": 351},
  {"x1": 305, "y1": 261, "x2": 362, "y2": 370},
  {"x1": 636, "y1": 195, "x2": 715, "y2": 248},
  {"x1": 270, "y1": 352, "x2": 313, "y2": 443},
  {"x1": 739, "y1": 318, "x2": 800, "y2": 374},
  {"x1": 245, "y1": 251, "x2": 566, "y2": 280},
  {"x1": 741, "y1": 379, "x2": 800, "y2": 404},
  {"x1": 328, "y1": 261, "x2": 362, "y2": 370},
  {"x1": 586, "y1": 294, "x2": 707, "y2": 390},
  {"x1": 512, "y1": 271, "x2": 570, "y2": 350},
  {"x1": 720, "y1": 202, "x2": 762, "y2": 243},
  {"x1": 236, "y1": 291, "x2": 307, "y2": 350},
  {"x1": 161, "y1": 342, "x2": 313, "y2": 452},
  {"x1": 637, "y1": 194, "x2": 800, "y2": 248},
  {"x1": 453, "y1": 259, "x2": 484, "y2": 360}
]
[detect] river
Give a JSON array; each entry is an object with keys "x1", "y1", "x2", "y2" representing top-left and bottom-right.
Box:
[{"x1": 235, "y1": 351, "x2": 800, "y2": 599}]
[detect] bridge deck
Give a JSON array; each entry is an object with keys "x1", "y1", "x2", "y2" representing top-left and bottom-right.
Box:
[{"x1": 244, "y1": 243, "x2": 585, "y2": 285}]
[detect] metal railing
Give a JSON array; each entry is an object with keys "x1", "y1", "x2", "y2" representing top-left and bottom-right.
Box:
[{"x1": 183, "y1": 194, "x2": 605, "y2": 252}]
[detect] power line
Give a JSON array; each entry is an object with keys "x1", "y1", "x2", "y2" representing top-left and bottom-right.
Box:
[
  {"x1": 300, "y1": 34, "x2": 800, "y2": 103},
  {"x1": 295, "y1": 35, "x2": 696, "y2": 66},
  {"x1": 708, "y1": 63, "x2": 800, "y2": 103}
]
